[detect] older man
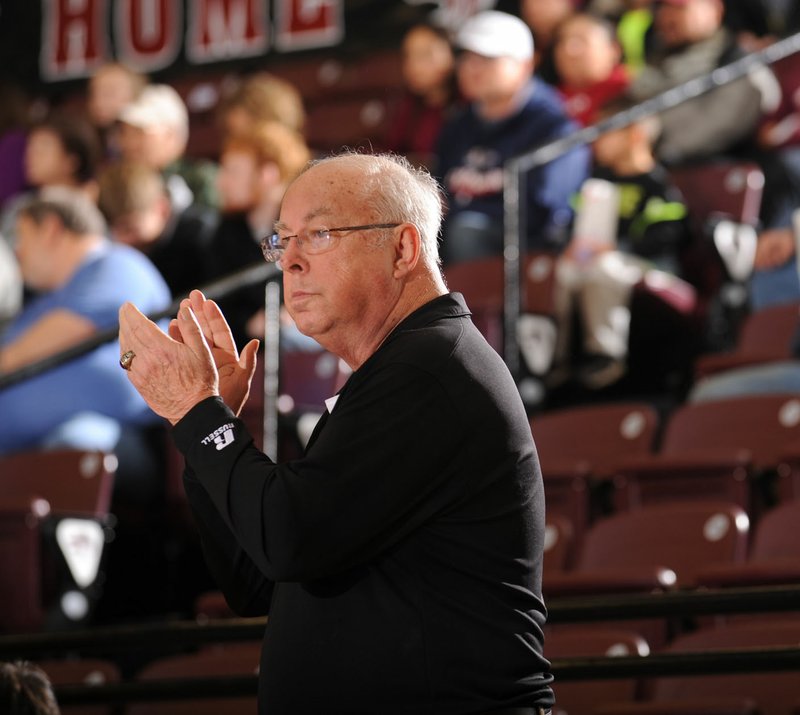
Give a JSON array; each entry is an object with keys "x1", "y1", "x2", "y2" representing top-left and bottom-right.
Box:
[{"x1": 118, "y1": 153, "x2": 554, "y2": 714}]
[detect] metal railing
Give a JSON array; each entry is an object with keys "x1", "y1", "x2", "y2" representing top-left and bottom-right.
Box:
[{"x1": 1, "y1": 584, "x2": 800, "y2": 704}]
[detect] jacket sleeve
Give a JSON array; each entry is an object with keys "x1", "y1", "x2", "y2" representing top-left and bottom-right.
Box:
[
  {"x1": 182, "y1": 451, "x2": 275, "y2": 617},
  {"x1": 173, "y1": 364, "x2": 464, "y2": 584}
]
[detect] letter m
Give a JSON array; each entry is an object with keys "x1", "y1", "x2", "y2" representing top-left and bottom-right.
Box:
[{"x1": 187, "y1": 0, "x2": 268, "y2": 63}]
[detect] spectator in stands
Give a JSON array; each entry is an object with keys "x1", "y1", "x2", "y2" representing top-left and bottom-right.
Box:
[
  {"x1": 208, "y1": 121, "x2": 311, "y2": 347},
  {"x1": 1, "y1": 111, "x2": 102, "y2": 242},
  {"x1": 86, "y1": 62, "x2": 147, "y2": 158},
  {"x1": 626, "y1": 0, "x2": 777, "y2": 166},
  {"x1": 117, "y1": 151, "x2": 555, "y2": 714},
  {"x1": 98, "y1": 161, "x2": 216, "y2": 298},
  {"x1": 117, "y1": 84, "x2": 218, "y2": 211},
  {"x1": 24, "y1": 112, "x2": 101, "y2": 195},
  {"x1": 217, "y1": 72, "x2": 306, "y2": 138},
  {"x1": 0, "y1": 234, "x2": 21, "y2": 334},
  {"x1": 521, "y1": 0, "x2": 578, "y2": 85},
  {"x1": 553, "y1": 12, "x2": 631, "y2": 126},
  {"x1": 383, "y1": 20, "x2": 458, "y2": 168},
  {"x1": 0, "y1": 661, "x2": 59, "y2": 715},
  {"x1": 551, "y1": 104, "x2": 691, "y2": 387},
  {"x1": 436, "y1": 10, "x2": 590, "y2": 264},
  {"x1": 0, "y1": 187, "x2": 170, "y2": 456}
]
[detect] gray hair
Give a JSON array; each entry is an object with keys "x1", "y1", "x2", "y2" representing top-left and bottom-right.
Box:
[
  {"x1": 17, "y1": 186, "x2": 107, "y2": 238},
  {"x1": 307, "y1": 152, "x2": 444, "y2": 268}
]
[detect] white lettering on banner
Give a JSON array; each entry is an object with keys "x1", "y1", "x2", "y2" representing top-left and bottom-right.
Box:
[
  {"x1": 41, "y1": 0, "x2": 108, "y2": 80},
  {"x1": 275, "y1": 0, "x2": 343, "y2": 51},
  {"x1": 39, "y1": 0, "x2": 345, "y2": 81},
  {"x1": 187, "y1": 0, "x2": 268, "y2": 64},
  {"x1": 115, "y1": 0, "x2": 182, "y2": 71}
]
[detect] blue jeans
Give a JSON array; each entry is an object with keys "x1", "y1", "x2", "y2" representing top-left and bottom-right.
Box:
[{"x1": 750, "y1": 260, "x2": 800, "y2": 310}]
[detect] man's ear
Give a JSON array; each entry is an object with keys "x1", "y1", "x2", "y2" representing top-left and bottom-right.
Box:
[
  {"x1": 40, "y1": 213, "x2": 64, "y2": 244},
  {"x1": 393, "y1": 223, "x2": 422, "y2": 278}
]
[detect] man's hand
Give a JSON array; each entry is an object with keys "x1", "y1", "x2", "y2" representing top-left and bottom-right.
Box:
[
  {"x1": 119, "y1": 301, "x2": 219, "y2": 425},
  {"x1": 168, "y1": 290, "x2": 259, "y2": 416},
  {"x1": 754, "y1": 228, "x2": 795, "y2": 271}
]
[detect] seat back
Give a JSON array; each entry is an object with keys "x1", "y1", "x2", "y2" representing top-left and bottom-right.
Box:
[
  {"x1": 750, "y1": 500, "x2": 800, "y2": 561},
  {"x1": 532, "y1": 402, "x2": 659, "y2": 478},
  {"x1": 660, "y1": 394, "x2": 800, "y2": 471},
  {"x1": 735, "y1": 303, "x2": 800, "y2": 356},
  {"x1": 0, "y1": 450, "x2": 116, "y2": 633},
  {"x1": 670, "y1": 162, "x2": 765, "y2": 234},
  {"x1": 0, "y1": 449, "x2": 116, "y2": 517},
  {"x1": 575, "y1": 501, "x2": 749, "y2": 587},
  {"x1": 694, "y1": 302, "x2": 800, "y2": 379},
  {"x1": 443, "y1": 253, "x2": 558, "y2": 355},
  {"x1": 649, "y1": 619, "x2": 800, "y2": 715}
]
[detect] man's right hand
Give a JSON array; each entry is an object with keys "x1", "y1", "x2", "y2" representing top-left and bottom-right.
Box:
[{"x1": 169, "y1": 290, "x2": 259, "y2": 416}]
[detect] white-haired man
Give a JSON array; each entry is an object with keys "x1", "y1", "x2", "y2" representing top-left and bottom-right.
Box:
[{"x1": 118, "y1": 152, "x2": 554, "y2": 714}]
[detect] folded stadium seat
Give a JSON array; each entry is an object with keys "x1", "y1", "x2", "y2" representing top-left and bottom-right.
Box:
[
  {"x1": 596, "y1": 618, "x2": 800, "y2": 715},
  {"x1": 37, "y1": 657, "x2": 120, "y2": 715},
  {"x1": 443, "y1": 253, "x2": 558, "y2": 360},
  {"x1": 126, "y1": 642, "x2": 262, "y2": 715},
  {"x1": 531, "y1": 402, "x2": 660, "y2": 546},
  {"x1": 693, "y1": 302, "x2": 800, "y2": 381},
  {"x1": 543, "y1": 515, "x2": 576, "y2": 576},
  {"x1": 544, "y1": 627, "x2": 650, "y2": 715},
  {"x1": 696, "y1": 499, "x2": 800, "y2": 591},
  {"x1": 614, "y1": 394, "x2": 800, "y2": 516},
  {"x1": 0, "y1": 449, "x2": 116, "y2": 632}
]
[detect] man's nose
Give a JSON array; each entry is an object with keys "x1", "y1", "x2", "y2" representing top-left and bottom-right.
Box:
[{"x1": 280, "y1": 236, "x2": 307, "y2": 272}]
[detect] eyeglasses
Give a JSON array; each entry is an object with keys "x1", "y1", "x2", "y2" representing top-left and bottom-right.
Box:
[{"x1": 260, "y1": 223, "x2": 401, "y2": 263}]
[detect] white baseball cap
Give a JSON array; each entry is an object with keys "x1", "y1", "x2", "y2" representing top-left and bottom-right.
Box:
[
  {"x1": 456, "y1": 11, "x2": 534, "y2": 62},
  {"x1": 119, "y1": 84, "x2": 188, "y2": 137}
]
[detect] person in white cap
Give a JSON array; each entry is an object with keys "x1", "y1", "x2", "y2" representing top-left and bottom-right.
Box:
[
  {"x1": 435, "y1": 10, "x2": 590, "y2": 265},
  {"x1": 118, "y1": 84, "x2": 218, "y2": 211}
]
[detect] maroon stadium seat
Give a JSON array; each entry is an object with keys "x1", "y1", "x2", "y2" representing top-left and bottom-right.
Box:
[
  {"x1": 544, "y1": 501, "x2": 749, "y2": 598},
  {"x1": 532, "y1": 402, "x2": 659, "y2": 543},
  {"x1": 38, "y1": 658, "x2": 120, "y2": 715},
  {"x1": 0, "y1": 450, "x2": 116, "y2": 632},
  {"x1": 614, "y1": 395, "x2": 800, "y2": 513},
  {"x1": 694, "y1": 302, "x2": 800, "y2": 380}
]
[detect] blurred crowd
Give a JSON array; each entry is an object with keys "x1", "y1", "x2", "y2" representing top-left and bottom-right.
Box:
[{"x1": 1, "y1": 0, "x2": 799, "y2": 623}]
